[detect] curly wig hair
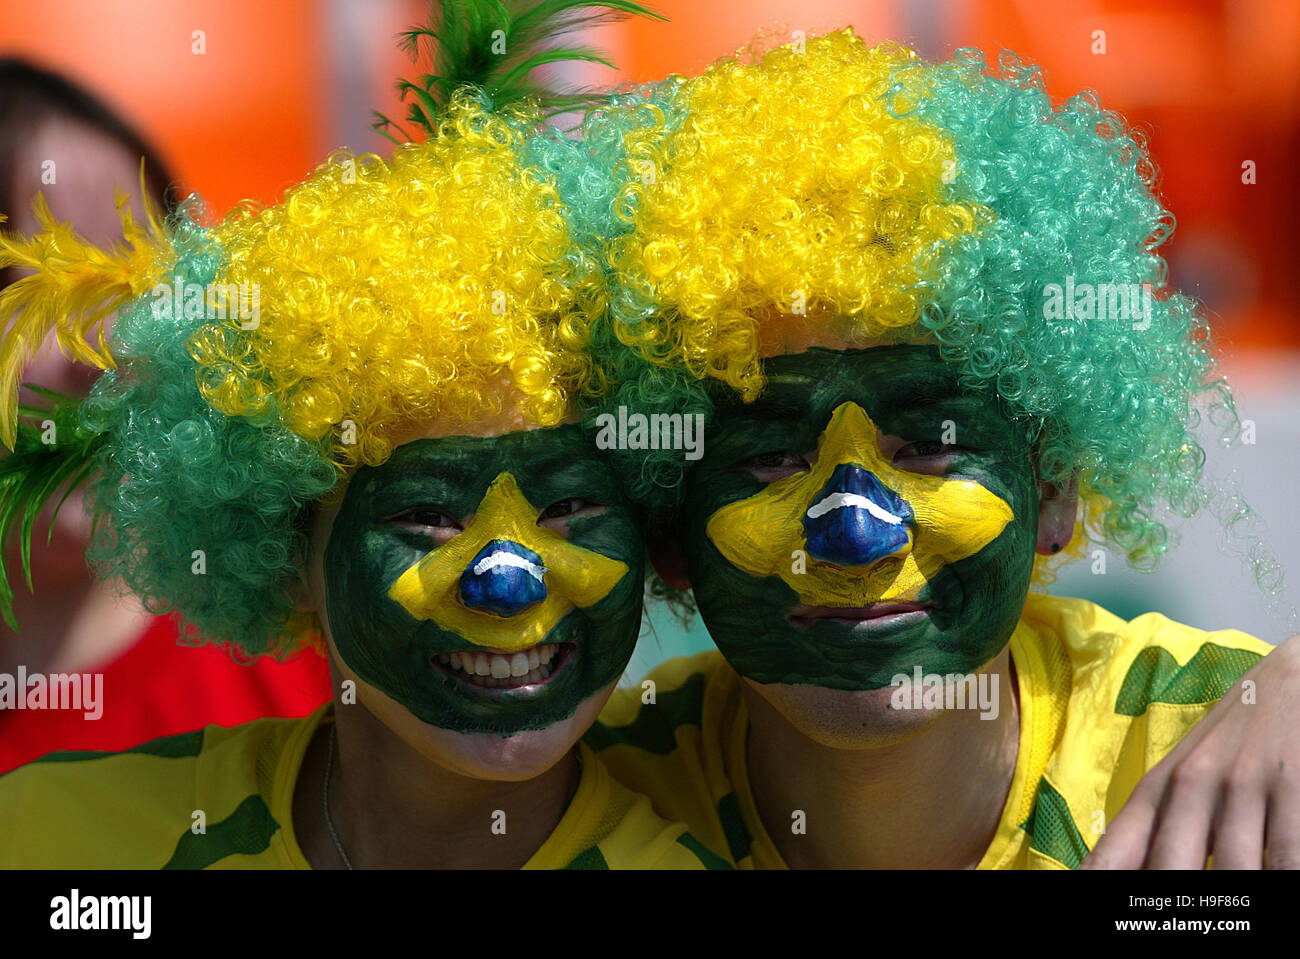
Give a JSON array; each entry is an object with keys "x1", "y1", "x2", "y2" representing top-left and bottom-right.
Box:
[
  {"x1": 567, "y1": 28, "x2": 1234, "y2": 578},
  {"x1": 0, "y1": 91, "x2": 603, "y2": 658}
]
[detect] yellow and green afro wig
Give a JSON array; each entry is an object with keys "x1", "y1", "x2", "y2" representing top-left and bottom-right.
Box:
[
  {"x1": 577, "y1": 28, "x2": 1239, "y2": 577},
  {"x1": 0, "y1": 0, "x2": 662, "y2": 658}
]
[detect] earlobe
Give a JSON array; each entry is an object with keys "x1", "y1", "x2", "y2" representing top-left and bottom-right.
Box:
[{"x1": 1036, "y1": 475, "x2": 1079, "y2": 555}]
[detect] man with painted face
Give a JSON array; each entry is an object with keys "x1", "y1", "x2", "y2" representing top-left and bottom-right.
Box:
[
  {"x1": 584, "y1": 31, "x2": 1300, "y2": 869},
  {"x1": 0, "y1": 4, "x2": 727, "y2": 869}
]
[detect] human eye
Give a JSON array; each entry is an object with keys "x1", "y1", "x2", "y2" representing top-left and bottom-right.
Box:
[
  {"x1": 738, "y1": 451, "x2": 811, "y2": 483},
  {"x1": 386, "y1": 506, "x2": 464, "y2": 544},
  {"x1": 891, "y1": 440, "x2": 963, "y2": 475},
  {"x1": 538, "y1": 498, "x2": 607, "y2": 531}
]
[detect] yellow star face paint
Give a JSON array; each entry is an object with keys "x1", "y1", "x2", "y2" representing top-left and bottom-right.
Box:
[
  {"x1": 388, "y1": 472, "x2": 628, "y2": 653},
  {"x1": 705, "y1": 401, "x2": 1013, "y2": 607},
  {"x1": 681, "y1": 345, "x2": 1039, "y2": 690},
  {"x1": 324, "y1": 424, "x2": 643, "y2": 735}
]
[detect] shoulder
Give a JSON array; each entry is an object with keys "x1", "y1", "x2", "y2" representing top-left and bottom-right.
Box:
[
  {"x1": 583, "y1": 651, "x2": 742, "y2": 866},
  {"x1": 1016, "y1": 594, "x2": 1273, "y2": 867},
  {"x1": 1020, "y1": 593, "x2": 1273, "y2": 716},
  {"x1": 591, "y1": 649, "x2": 726, "y2": 750},
  {"x1": 0, "y1": 713, "x2": 313, "y2": 867},
  {"x1": 555, "y1": 747, "x2": 733, "y2": 870}
]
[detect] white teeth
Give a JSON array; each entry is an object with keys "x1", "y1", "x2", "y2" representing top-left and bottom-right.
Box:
[{"x1": 440, "y1": 645, "x2": 563, "y2": 684}]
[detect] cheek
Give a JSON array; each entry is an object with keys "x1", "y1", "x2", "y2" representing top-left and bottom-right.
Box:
[
  {"x1": 573, "y1": 513, "x2": 642, "y2": 570},
  {"x1": 934, "y1": 482, "x2": 1038, "y2": 632},
  {"x1": 681, "y1": 487, "x2": 744, "y2": 587},
  {"x1": 318, "y1": 508, "x2": 424, "y2": 683},
  {"x1": 568, "y1": 516, "x2": 647, "y2": 615},
  {"x1": 324, "y1": 538, "x2": 394, "y2": 647},
  {"x1": 963, "y1": 467, "x2": 1039, "y2": 569},
  {"x1": 682, "y1": 475, "x2": 796, "y2": 608},
  {"x1": 914, "y1": 457, "x2": 1035, "y2": 559}
]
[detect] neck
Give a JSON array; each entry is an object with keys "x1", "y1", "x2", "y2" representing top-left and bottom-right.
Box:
[
  {"x1": 296, "y1": 689, "x2": 580, "y2": 869},
  {"x1": 744, "y1": 647, "x2": 1020, "y2": 869}
]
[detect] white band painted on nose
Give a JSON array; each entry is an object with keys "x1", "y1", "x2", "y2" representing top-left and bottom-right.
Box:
[
  {"x1": 472, "y1": 551, "x2": 548, "y2": 582},
  {"x1": 805, "y1": 491, "x2": 904, "y2": 525}
]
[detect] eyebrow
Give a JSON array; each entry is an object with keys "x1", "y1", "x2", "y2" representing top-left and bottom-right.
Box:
[
  {"x1": 733, "y1": 397, "x2": 808, "y2": 421},
  {"x1": 532, "y1": 431, "x2": 624, "y2": 479},
  {"x1": 764, "y1": 372, "x2": 816, "y2": 390},
  {"x1": 532, "y1": 450, "x2": 590, "y2": 479},
  {"x1": 382, "y1": 449, "x2": 477, "y2": 488},
  {"x1": 752, "y1": 373, "x2": 971, "y2": 416},
  {"x1": 878, "y1": 375, "x2": 974, "y2": 411}
]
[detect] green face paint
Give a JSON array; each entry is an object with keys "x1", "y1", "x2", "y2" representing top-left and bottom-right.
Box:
[
  {"x1": 682, "y1": 345, "x2": 1039, "y2": 690},
  {"x1": 324, "y1": 424, "x2": 645, "y2": 735}
]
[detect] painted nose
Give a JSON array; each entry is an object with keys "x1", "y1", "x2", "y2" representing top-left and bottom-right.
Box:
[
  {"x1": 458, "y1": 539, "x2": 548, "y2": 617},
  {"x1": 803, "y1": 464, "x2": 914, "y2": 567}
]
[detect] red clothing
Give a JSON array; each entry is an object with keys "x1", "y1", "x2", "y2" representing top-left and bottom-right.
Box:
[{"x1": 0, "y1": 614, "x2": 331, "y2": 773}]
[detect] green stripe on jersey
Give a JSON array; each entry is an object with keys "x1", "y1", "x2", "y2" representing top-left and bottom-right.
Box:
[
  {"x1": 675, "y1": 832, "x2": 735, "y2": 869},
  {"x1": 3, "y1": 728, "x2": 206, "y2": 776},
  {"x1": 1021, "y1": 777, "x2": 1089, "y2": 869},
  {"x1": 584, "y1": 673, "x2": 708, "y2": 756},
  {"x1": 717, "y1": 792, "x2": 751, "y2": 864},
  {"x1": 564, "y1": 845, "x2": 610, "y2": 869},
  {"x1": 163, "y1": 794, "x2": 280, "y2": 869},
  {"x1": 1115, "y1": 644, "x2": 1263, "y2": 716}
]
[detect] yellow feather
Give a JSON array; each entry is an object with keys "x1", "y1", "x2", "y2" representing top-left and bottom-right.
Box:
[{"x1": 0, "y1": 162, "x2": 169, "y2": 449}]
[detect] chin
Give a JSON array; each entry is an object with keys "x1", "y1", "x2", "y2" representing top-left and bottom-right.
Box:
[
  {"x1": 406, "y1": 687, "x2": 615, "y2": 781},
  {"x1": 743, "y1": 677, "x2": 946, "y2": 750},
  {"x1": 353, "y1": 671, "x2": 617, "y2": 782}
]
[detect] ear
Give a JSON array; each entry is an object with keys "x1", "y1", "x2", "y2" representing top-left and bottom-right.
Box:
[
  {"x1": 1036, "y1": 475, "x2": 1079, "y2": 556},
  {"x1": 644, "y1": 510, "x2": 692, "y2": 590}
]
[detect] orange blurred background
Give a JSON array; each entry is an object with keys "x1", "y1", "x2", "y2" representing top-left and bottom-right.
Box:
[
  {"x1": 2, "y1": 0, "x2": 1297, "y2": 650},
  {"x1": 2, "y1": 0, "x2": 1295, "y2": 349}
]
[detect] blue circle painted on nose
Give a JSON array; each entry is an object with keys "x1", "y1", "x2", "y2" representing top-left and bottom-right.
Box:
[
  {"x1": 803, "y1": 464, "x2": 914, "y2": 567},
  {"x1": 458, "y1": 539, "x2": 548, "y2": 617}
]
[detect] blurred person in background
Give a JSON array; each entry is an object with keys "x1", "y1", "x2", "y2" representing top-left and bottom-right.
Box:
[{"x1": 0, "y1": 59, "x2": 329, "y2": 773}]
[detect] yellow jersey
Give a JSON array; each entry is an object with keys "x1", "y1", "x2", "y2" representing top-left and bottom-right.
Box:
[
  {"x1": 588, "y1": 594, "x2": 1274, "y2": 868},
  {"x1": 0, "y1": 703, "x2": 731, "y2": 869}
]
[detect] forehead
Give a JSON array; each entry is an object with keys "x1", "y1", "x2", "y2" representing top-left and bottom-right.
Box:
[
  {"x1": 717, "y1": 345, "x2": 978, "y2": 422},
  {"x1": 373, "y1": 423, "x2": 594, "y2": 480}
]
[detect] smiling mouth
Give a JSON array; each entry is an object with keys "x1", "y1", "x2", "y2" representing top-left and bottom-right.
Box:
[
  {"x1": 787, "y1": 603, "x2": 932, "y2": 629},
  {"x1": 433, "y1": 642, "x2": 575, "y2": 691}
]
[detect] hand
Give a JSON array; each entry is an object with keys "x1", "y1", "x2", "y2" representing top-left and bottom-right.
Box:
[{"x1": 1081, "y1": 633, "x2": 1300, "y2": 869}]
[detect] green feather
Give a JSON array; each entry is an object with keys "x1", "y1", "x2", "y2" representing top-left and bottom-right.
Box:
[
  {"x1": 0, "y1": 386, "x2": 103, "y2": 631},
  {"x1": 373, "y1": 0, "x2": 665, "y2": 142}
]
